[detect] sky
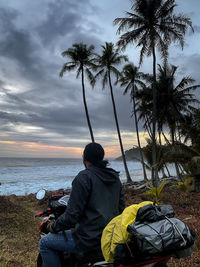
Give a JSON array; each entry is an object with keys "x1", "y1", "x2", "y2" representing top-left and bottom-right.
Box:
[{"x1": 0, "y1": 0, "x2": 200, "y2": 158}]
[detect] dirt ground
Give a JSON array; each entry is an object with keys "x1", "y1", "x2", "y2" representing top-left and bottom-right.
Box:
[
  {"x1": 123, "y1": 186, "x2": 200, "y2": 266},
  {"x1": 0, "y1": 186, "x2": 199, "y2": 267}
]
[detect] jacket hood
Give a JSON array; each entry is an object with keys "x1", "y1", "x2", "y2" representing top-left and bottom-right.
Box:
[{"x1": 87, "y1": 166, "x2": 119, "y2": 184}]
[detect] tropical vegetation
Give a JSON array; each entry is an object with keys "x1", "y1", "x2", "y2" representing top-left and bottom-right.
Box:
[
  {"x1": 59, "y1": 0, "x2": 200, "y2": 190},
  {"x1": 114, "y1": 0, "x2": 193, "y2": 186}
]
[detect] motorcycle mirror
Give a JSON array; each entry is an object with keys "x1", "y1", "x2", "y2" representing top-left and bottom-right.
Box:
[{"x1": 36, "y1": 189, "x2": 46, "y2": 200}]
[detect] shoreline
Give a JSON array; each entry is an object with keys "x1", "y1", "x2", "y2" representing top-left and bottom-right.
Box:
[{"x1": 0, "y1": 177, "x2": 179, "y2": 197}]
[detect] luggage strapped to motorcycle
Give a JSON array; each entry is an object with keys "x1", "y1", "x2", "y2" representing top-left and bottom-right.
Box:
[{"x1": 126, "y1": 204, "x2": 195, "y2": 259}]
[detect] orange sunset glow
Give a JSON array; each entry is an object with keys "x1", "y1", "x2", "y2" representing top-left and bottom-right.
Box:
[
  {"x1": 0, "y1": 140, "x2": 120, "y2": 158},
  {"x1": 0, "y1": 131, "x2": 159, "y2": 158}
]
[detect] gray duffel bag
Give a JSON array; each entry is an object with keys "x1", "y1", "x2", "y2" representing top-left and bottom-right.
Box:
[{"x1": 127, "y1": 205, "x2": 195, "y2": 258}]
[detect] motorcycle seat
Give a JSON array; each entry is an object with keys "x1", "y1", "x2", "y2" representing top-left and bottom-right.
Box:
[{"x1": 75, "y1": 247, "x2": 105, "y2": 265}]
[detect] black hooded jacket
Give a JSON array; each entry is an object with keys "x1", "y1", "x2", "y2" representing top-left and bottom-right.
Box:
[{"x1": 52, "y1": 166, "x2": 125, "y2": 251}]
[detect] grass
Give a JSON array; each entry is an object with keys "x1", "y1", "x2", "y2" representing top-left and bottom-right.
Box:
[
  {"x1": 0, "y1": 194, "x2": 42, "y2": 267},
  {"x1": 0, "y1": 187, "x2": 199, "y2": 266}
]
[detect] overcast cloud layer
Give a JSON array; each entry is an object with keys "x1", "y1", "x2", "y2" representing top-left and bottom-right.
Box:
[{"x1": 0, "y1": 0, "x2": 200, "y2": 157}]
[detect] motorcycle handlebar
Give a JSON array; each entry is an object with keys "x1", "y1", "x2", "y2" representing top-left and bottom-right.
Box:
[
  {"x1": 35, "y1": 194, "x2": 68, "y2": 218},
  {"x1": 35, "y1": 208, "x2": 52, "y2": 217}
]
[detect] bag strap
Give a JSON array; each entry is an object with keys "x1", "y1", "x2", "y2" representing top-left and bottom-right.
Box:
[{"x1": 164, "y1": 216, "x2": 187, "y2": 246}]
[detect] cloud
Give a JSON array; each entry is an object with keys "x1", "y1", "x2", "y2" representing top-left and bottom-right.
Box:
[
  {"x1": 0, "y1": 0, "x2": 134, "y2": 152},
  {"x1": 0, "y1": 0, "x2": 200, "y2": 157},
  {"x1": 36, "y1": 0, "x2": 101, "y2": 48},
  {"x1": 0, "y1": 8, "x2": 43, "y2": 82}
]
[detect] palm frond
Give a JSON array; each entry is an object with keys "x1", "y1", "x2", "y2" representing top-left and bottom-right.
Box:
[
  {"x1": 173, "y1": 14, "x2": 194, "y2": 32},
  {"x1": 76, "y1": 66, "x2": 82, "y2": 78},
  {"x1": 110, "y1": 66, "x2": 121, "y2": 83},
  {"x1": 157, "y1": 0, "x2": 176, "y2": 19},
  {"x1": 59, "y1": 63, "x2": 77, "y2": 77},
  {"x1": 117, "y1": 26, "x2": 146, "y2": 50},
  {"x1": 123, "y1": 84, "x2": 132, "y2": 95},
  {"x1": 85, "y1": 68, "x2": 94, "y2": 86},
  {"x1": 114, "y1": 13, "x2": 145, "y2": 34},
  {"x1": 175, "y1": 77, "x2": 196, "y2": 90}
]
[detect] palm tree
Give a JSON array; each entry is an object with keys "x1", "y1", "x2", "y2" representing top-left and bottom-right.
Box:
[
  {"x1": 137, "y1": 63, "x2": 200, "y2": 179},
  {"x1": 142, "y1": 138, "x2": 169, "y2": 174},
  {"x1": 120, "y1": 63, "x2": 148, "y2": 181},
  {"x1": 156, "y1": 63, "x2": 200, "y2": 140},
  {"x1": 93, "y1": 42, "x2": 132, "y2": 183},
  {"x1": 60, "y1": 43, "x2": 95, "y2": 142},
  {"x1": 114, "y1": 0, "x2": 193, "y2": 186},
  {"x1": 157, "y1": 63, "x2": 200, "y2": 179},
  {"x1": 180, "y1": 110, "x2": 200, "y2": 151}
]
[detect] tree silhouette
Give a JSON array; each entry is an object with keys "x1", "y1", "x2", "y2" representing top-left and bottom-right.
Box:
[
  {"x1": 120, "y1": 63, "x2": 148, "y2": 181},
  {"x1": 114, "y1": 0, "x2": 193, "y2": 185},
  {"x1": 93, "y1": 42, "x2": 132, "y2": 183},
  {"x1": 60, "y1": 43, "x2": 95, "y2": 142}
]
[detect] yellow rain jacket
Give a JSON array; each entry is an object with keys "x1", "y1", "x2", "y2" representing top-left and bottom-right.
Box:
[{"x1": 101, "y1": 201, "x2": 153, "y2": 262}]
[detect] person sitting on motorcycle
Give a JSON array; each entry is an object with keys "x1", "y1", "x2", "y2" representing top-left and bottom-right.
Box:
[{"x1": 39, "y1": 142, "x2": 125, "y2": 267}]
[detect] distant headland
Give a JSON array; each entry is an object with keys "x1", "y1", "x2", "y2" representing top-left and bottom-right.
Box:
[{"x1": 115, "y1": 147, "x2": 145, "y2": 161}]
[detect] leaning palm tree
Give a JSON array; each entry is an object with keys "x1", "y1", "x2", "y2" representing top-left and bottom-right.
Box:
[
  {"x1": 114, "y1": 0, "x2": 193, "y2": 186},
  {"x1": 60, "y1": 43, "x2": 95, "y2": 142},
  {"x1": 93, "y1": 42, "x2": 132, "y2": 183},
  {"x1": 120, "y1": 63, "x2": 148, "y2": 181}
]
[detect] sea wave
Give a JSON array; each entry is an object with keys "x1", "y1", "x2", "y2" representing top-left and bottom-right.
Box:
[{"x1": 0, "y1": 158, "x2": 176, "y2": 196}]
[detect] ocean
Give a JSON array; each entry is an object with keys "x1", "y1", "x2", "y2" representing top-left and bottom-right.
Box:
[{"x1": 0, "y1": 158, "x2": 149, "y2": 196}]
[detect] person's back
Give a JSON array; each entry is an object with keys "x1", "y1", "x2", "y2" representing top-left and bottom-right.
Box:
[
  {"x1": 39, "y1": 142, "x2": 125, "y2": 266},
  {"x1": 71, "y1": 165, "x2": 124, "y2": 250}
]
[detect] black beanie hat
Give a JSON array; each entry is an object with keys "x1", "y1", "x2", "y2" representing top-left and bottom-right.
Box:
[{"x1": 83, "y1": 142, "x2": 105, "y2": 164}]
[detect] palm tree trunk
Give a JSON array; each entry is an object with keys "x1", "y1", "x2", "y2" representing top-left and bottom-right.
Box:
[
  {"x1": 108, "y1": 71, "x2": 132, "y2": 183},
  {"x1": 177, "y1": 127, "x2": 182, "y2": 142},
  {"x1": 152, "y1": 46, "x2": 159, "y2": 186},
  {"x1": 161, "y1": 131, "x2": 172, "y2": 177},
  {"x1": 145, "y1": 116, "x2": 153, "y2": 138},
  {"x1": 81, "y1": 68, "x2": 95, "y2": 143},
  {"x1": 162, "y1": 131, "x2": 170, "y2": 145},
  {"x1": 132, "y1": 94, "x2": 148, "y2": 182},
  {"x1": 158, "y1": 130, "x2": 167, "y2": 178},
  {"x1": 178, "y1": 163, "x2": 185, "y2": 174},
  {"x1": 170, "y1": 126, "x2": 182, "y2": 181},
  {"x1": 164, "y1": 163, "x2": 171, "y2": 177}
]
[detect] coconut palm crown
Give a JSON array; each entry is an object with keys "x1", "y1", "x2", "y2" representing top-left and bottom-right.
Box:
[
  {"x1": 156, "y1": 63, "x2": 200, "y2": 134},
  {"x1": 114, "y1": 0, "x2": 193, "y2": 64},
  {"x1": 93, "y1": 42, "x2": 128, "y2": 87}
]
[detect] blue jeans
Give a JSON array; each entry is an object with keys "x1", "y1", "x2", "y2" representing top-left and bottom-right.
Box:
[{"x1": 39, "y1": 230, "x2": 81, "y2": 267}]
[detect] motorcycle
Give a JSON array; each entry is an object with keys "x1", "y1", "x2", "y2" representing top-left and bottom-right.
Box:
[{"x1": 35, "y1": 189, "x2": 170, "y2": 267}]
